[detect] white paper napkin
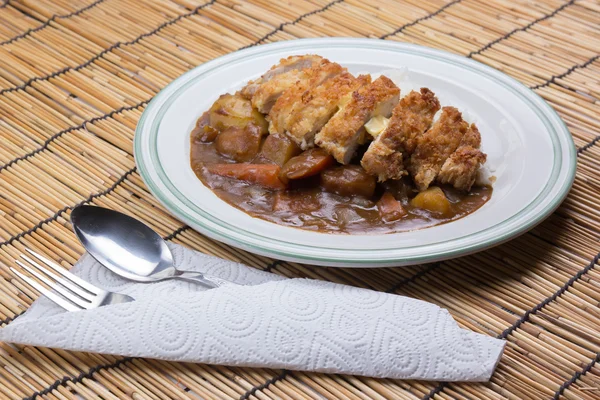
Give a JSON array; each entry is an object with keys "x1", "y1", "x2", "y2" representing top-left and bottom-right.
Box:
[{"x1": 0, "y1": 243, "x2": 504, "y2": 381}]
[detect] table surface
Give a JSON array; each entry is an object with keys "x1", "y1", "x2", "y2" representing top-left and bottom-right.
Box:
[{"x1": 0, "y1": 0, "x2": 599, "y2": 399}]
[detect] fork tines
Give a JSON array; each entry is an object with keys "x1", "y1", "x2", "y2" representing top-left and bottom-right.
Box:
[{"x1": 11, "y1": 248, "x2": 105, "y2": 312}]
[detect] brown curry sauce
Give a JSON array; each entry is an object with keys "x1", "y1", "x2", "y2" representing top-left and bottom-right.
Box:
[{"x1": 190, "y1": 121, "x2": 492, "y2": 234}]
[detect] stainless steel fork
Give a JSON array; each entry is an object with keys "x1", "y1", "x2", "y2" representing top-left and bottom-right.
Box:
[{"x1": 11, "y1": 248, "x2": 134, "y2": 312}]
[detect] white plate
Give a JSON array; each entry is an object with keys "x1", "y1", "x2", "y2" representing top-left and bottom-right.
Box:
[{"x1": 134, "y1": 38, "x2": 576, "y2": 267}]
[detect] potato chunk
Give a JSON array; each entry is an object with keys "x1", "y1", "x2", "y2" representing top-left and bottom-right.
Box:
[
  {"x1": 320, "y1": 165, "x2": 376, "y2": 198},
  {"x1": 410, "y1": 186, "x2": 451, "y2": 215},
  {"x1": 215, "y1": 126, "x2": 262, "y2": 162},
  {"x1": 209, "y1": 94, "x2": 268, "y2": 133},
  {"x1": 260, "y1": 134, "x2": 301, "y2": 166}
]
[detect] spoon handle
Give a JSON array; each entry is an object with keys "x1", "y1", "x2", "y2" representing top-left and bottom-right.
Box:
[{"x1": 174, "y1": 270, "x2": 232, "y2": 288}]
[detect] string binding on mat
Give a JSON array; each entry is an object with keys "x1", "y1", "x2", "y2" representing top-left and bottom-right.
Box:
[
  {"x1": 263, "y1": 260, "x2": 281, "y2": 273},
  {"x1": 0, "y1": 167, "x2": 137, "y2": 248},
  {"x1": 578, "y1": 134, "x2": 600, "y2": 154},
  {"x1": 386, "y1": 263, "x2": 441, "y2": 293},
  {"x1": 0, "y1": 102, "x2": 147, "y2": 172},
  {"x1": 380, "y1": 0, "x2": 463, "y2": 39},
  {"x1": 0, "y1": 0, "x2": 107, "y2": 46},
  {"x1": 399, "y1": 6, "x2": 600, "y2": 387},
  {"x1": 498, "y1": 252, "x2": 600, "y2": 340},
  {"x1": 24, "y1": 357, "x2": 133, "y2": 400},
  {"x1": 532, "y1": 54, "x2": 600, "y2": 90},
  {"x1": 0, "y1": 0, "x2": 218, "y2": 97},
  {"x1": 239, "y1": 370, "x2": 290, "y2": 400},
  {"x1": 163, "y1": 225, "x2": 190, "y2": 241},
  {"x1": 239, "y1": 0, "x2": 344, "y2": 50},
  {"x1": 0, "y1": 0, "x2": 341, "y2": 175},
  {"x1": 0, "y1": 310, "x2": 25, "y2": 325},
  {"x1": 553, "y1": 354, "x2": 600, "y2": 399},
  {"x1": 467, "y1": 0, "x2": 576, "y2": 58}
]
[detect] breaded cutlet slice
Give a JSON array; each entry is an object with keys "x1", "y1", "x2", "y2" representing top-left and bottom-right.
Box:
[
  {"x1": 361, "y1": 88, "x2": 440, "y2": 181},
  {"x1": 251, "y1": 69, "x2": 309, "y2": 114},
  {"x1": 268, "y1": 62, "x2": 346, "y2": 137},
  {"x1": 408, "y1": 106, "x2": 469, "y2": 191},
  {"x1": 437, "y1": 123, "x2": 487, "y2": 191},
  {"x1": 284, "y1": 73, "x2": 371, "y2": 149},
  {"x1": 251, "y1": 59, "x2": 334, "y2": 114},
  {"x1": 314, "y1": 76, "x2": 400, "y2": 164},
  {"x1": 240, "y1": 55, "x2": 324, "y2": 99}
]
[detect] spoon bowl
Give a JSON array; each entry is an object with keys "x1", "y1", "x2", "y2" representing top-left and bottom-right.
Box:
[{"x1": 71, "y1": 205, "x2": 228, "y2": 287}]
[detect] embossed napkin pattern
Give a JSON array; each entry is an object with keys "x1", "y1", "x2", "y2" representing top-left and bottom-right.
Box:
[{"x1": 0, "y1": 244, "x2": 504, "y2": 381}]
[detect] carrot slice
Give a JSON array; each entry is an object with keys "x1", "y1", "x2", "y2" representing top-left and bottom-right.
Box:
[
  {"x1": 377, "y1": 192, "x2": 407, "y2": 222},
  {"x1": 205, "y1": 164, "x2": 287, "y2": 190},
  {"x1": 280, "y1": 148, "x2": 334, "y2": 181}
]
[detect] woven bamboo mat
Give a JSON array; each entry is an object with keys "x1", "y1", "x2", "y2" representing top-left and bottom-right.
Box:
[{"x1": 0, "y1": 0, "x2": 599, "y2": 398}]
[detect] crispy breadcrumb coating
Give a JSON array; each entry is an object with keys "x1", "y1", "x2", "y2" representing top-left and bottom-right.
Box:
[
  {"x1": 284, "y1": 73, "x2": 371, "y2": 149},
  {"x1": 437, "y1": 123, "x2": 487, "y2": 191},
  {"x1": 361, "y1": 88, "x2": 440, "y2": 181},
  {"x1": 240, "y1": 55, "x2": 323, "y2": 99},
  {"x1": 268, "y1": 62, "x2": 345, "y2": 137},
  {"x1": 408, "y1": 106, "x2": 469, "y2": 191},
  {"x1": 315, "y1": 76, "x2": 400, "y2": 164}
]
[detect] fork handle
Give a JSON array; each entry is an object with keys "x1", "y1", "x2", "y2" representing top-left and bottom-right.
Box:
[{"x1": 173, "y1": 270, "x2": 232, "y2": 288}]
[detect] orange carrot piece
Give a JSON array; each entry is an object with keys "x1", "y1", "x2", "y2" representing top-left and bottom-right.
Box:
[
  {"x1": 205, "y1": 164, "x2": 287, "y2": 190},
  {"x1": 280, "y1": 148, "x2": 334, "y2": 180}
]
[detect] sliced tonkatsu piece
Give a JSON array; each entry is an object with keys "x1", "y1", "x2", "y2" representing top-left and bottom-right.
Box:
[
  {"x1": 268, "y1": 62, "x2": 346, "y2": 137},
  {"x1": 240, "y1": 55, "x2": 324, "y2": 99},
  {"x1": 283, "y1": 73, "x2": 371, "y2": 149},
  {"x1": 408, "y1": 106, "x2": 469, "y2": 191},
  {"x1": 437, "y1": 123, "x2": 487, "y2": 191},
  {"x1": 314, "y1": 76, "x2": 400, "y2": 164},
  {"x1": 251, "y1": 59, "x2": 334, "y2": 114},
  {"x1": 251, "y1": 68, "x2": 309, "y2": 114},
  {"x1": 361, "y1": 88, "x2": 440, "y2": 181}
]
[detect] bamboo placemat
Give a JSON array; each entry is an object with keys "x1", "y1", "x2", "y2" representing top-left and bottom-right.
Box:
[{"x1": 0, "y1": 0, "x2": 599, "y2": 398}]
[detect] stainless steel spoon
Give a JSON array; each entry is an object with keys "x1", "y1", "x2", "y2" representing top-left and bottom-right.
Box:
[{"x1": 71, "y1": 205, "x2": 230, "y2": 288}]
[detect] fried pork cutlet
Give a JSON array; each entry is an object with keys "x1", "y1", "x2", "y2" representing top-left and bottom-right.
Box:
[
  {"x1": 251, "y1": 68, "x2": 309, "y2": 114},
  {"x1": 283, "y1": 73, "x2": 371, "y2": 149},
  {"x1": 252, "y1": 59, "x2": 338, "y2": 114},
  {"x1": 240, "y1": 55, "x2": 324, "y2": 99},
  {"x1": 268, "y1": 62, "x2": 346, "y2": 137},
  {"x1": 437, "y1": 123, "x2": 487, "y2": 191},
  {"x1": 408, "y1": 106, "x2": 469, "y2": 191},
  {"x1": 314, "y1": 76, "x2": 400, "y2": 164},
  {"x1": 361, "y1": 88, "x2": 440, "y2": 181}
]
